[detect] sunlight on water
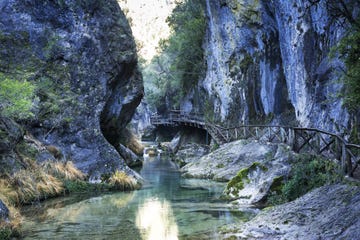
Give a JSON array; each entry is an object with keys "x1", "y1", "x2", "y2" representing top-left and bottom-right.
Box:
[
  {"x1": 136, "y1": 197, "x2": 178, "y2": 240},
  {"x1": 21, "y1": 149, "x2": 256, "y2": 239}
]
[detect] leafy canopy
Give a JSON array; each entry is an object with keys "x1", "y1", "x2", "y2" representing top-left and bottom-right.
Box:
[{"x1": 0, "y1": 73, "x2": 35, "y2": 120}]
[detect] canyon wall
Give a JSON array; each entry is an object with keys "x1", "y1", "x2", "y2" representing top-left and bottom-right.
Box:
[{"x1": 182, "y1": 0, "x2": 358, "y2": 134}]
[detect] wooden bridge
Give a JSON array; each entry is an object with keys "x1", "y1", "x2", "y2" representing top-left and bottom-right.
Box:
[{"x1": 150, "y1": 110, "x2": 360, "y2": 177}]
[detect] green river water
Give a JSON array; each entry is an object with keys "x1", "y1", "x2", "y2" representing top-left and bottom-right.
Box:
[{"x1": 21, "y1": 153, "x2": 256, "y2": 239}]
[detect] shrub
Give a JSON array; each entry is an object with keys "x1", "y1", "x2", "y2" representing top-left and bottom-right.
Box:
[
  {"x1": 267, "y1": 155, "x2": 342, "y2": 205},
  {"x1": 0, "y1": 74, "x2": 35, "y2": 120}
]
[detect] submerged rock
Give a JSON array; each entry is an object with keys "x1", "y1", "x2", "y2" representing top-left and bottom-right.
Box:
[{"x1": 223, "y1": 184, "x2": 360, "y2": 240}]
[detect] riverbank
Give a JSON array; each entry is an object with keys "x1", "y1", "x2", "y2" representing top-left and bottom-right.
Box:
[
  {"x1": 175, "y1": 139, "x2": 360, "y2": 238},
  {"x1": 0, "y1": 159, "x2": 140, "y2": 239}
]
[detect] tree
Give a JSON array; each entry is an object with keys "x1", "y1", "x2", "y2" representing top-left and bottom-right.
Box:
[
  {"x1": 0, "y1": 73, "x2": 35, "y2": 120},
  {"x1": 143, "y1": 0, "x2": 206, "y2": 110}
]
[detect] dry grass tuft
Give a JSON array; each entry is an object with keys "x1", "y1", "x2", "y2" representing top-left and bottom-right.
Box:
[
  {"x1": 10, "y1": 169, "x2": 64, "y2": 204},
  {"x1": 108, "y1": 171, "x2": 138, "y2": 191},
  {"x1": 0, "y1": 181, "x2": 22, "y2": 238},
  {"x1": 41, "y1": 161, "x2": 85, "y2": 181}
]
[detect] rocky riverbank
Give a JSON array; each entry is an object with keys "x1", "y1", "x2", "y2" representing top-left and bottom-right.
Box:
[
  {"x1": 221, "y1": 184, "x2": 360, "y2": 240},
  {"x1": 175, "y1": 138, "x2": 359, "y2": 239},
  {"x1": 180, "y1": 140, "x2": 296, "y2": 205}
]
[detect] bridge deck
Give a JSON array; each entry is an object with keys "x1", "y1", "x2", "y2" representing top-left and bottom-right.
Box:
[{"x1": 150, "y1": 110, "x2": 360, "y2": 177}]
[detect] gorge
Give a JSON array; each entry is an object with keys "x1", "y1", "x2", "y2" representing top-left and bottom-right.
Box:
[{"x1": 0, "y1": 0, "x2": 360, "y2": 239}]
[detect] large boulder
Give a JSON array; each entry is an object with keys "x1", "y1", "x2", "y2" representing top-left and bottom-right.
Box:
[
  {"x1": 222, "y1": 184, "x2": 360, "y2": 240},
  {"x1": 181, "y1": 140, "x2": 296, "y2": 205},
  {"x1": 0, "y1": 0, "x2": 143, "y2": 179}
]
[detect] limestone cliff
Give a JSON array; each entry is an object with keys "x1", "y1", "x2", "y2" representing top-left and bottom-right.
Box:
[
  {"x1": 181, "y1": 0, "x2": 358, "y2": 134},
  {"x1": 0, "y1": 0, "x2": 143, "y2": 178}
]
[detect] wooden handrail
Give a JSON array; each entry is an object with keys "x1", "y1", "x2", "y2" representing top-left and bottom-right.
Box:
[{"x1": 150, "y1": 110, "x2": 360, "y2": 176}]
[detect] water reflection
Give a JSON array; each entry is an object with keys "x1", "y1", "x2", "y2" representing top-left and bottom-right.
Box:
[
  {"x1": 21, "y1": 151, "x2": 256, "y2": 239},
  {"x1": 136, "y1": 197, "x2": 178, "y2": 240}
]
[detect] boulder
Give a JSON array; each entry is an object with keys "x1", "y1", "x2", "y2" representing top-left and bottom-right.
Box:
[
  {"x1": 222, "y1": 184, "x2": 360, "y2": 240},
  {"x1": 117, "y1": 144, "x2": 142, "y2": 168},
  {"x1": 181, "y1": 140, "x2": 295, "y2": 205},
  {"x1": 174, "y1": 143, "x2": 210, "y2": 167}
]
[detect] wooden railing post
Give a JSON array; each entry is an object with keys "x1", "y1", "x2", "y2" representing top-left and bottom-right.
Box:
[
  {"x1": 341, "y1": 142, "x2": 348, "y2": 175},
  {"x1": 289, "y1": 128, "x2": 296, "y2": 152}
]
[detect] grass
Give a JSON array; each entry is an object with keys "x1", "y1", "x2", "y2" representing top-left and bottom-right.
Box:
[
  {"x1": 0, "y1": 160, "x2": 84, "y2": 238},
  {"x1": 41, "y1": 161, "x2": 85, "y2": 181},
  {"x1": 108, "y1": 171, "x2": 139, "y2": 191},
  {"x1": 0, "y1": 157, "x2": 141, "y2": 238}
]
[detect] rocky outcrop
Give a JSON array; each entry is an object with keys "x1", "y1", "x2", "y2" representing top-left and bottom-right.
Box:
[
  {"x1": 222, "y1": 184, "x2": 360, "y2": 240},
  {"x1": 181, "y1": 140, "x2": 296, "y2": 205},
  {"x1": 182, "y1": 0, "x2": 359, "y2": 133},
  {"x1": 174, "y1": 143, "x2": 209, "y2": 167},
  {"x1": 0, "y1": 0, "x2": 143, "y2": 179},
  {"x1": 0, "y1": 200, "x2": 9, "y2": 222},
  {"x1": 0, "y1": 118, "x2": 24, "y2": 174}
]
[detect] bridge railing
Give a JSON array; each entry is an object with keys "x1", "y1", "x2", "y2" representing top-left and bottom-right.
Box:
[{"x1": 150, "y1": 110, "x2": 360, "y2": 177}]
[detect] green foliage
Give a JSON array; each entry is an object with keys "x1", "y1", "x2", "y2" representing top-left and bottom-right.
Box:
[
  {"x1": 143, "y1": 0, "x2": 206, "y2": 109},
  {"x1": 267, "y1": 155, "x2": 342, "y2": 206},
  {"x1": 225, "y1": 162, "x2": 268, "y2": 196},
  {"x1": 334, "y1": 21, "x2": 360, "y2": 113},
  {"x1": 0, "y1": 225, "x2": 12, "y2": 240},
  {"x1": 0, "y1": 74, "x2": 35, "y2": 120}
]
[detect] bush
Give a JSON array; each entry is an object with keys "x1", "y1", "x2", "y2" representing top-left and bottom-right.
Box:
[
  {"x1": 0, "y1": 74, "x2": 35, "y2": 120},
  {"x1": 267, "y1": 155, "x2": 342, "y2": 205}
]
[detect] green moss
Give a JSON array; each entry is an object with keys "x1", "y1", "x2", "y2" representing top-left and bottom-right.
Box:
[
  {"x1": 64, "y1": 180, "x2": 111, "y2": 193},
  {"x1": 225, "y1": 162, "x2": 268, "y2": 196},
  {"x1": 15, "y1": 141, "x2": 39, "y2": 159},
  {"x1": 239, "y1": 53, "x2": 253, "y2": 71},
  {"x1": 0, "y1": 226, "x2": 12, "y2": 240},
  {"x1": 269, "y1": 176, "x2": 284, "y2": 193},
  {"x1": 216, "y1": 163, "x2": 225, "y2": 168}
]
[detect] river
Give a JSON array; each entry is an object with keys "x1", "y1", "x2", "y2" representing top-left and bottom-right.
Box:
[{"x1": 21, "y1": 151, "x2": 256, "y2": 239}]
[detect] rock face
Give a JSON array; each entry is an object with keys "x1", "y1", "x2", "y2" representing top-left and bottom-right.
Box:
[
  {"x1": 182, "y1": 0, "x2": 359, "y2": 133},
  {"x1": 0, "y1": 200, "x2": 9, "y2": 222},
  {"x1": 0, "y1": 0, "x2": 143, "y2": 178},
  {"x1": 223, "y1": 184, "x2": 360, "y2": 240},
  {"x1": 174, "y1": 143, "x2": 209, "y2": 167},
  {"x1": 0, "y1": 117, "x2": 24, "y2": 174}
]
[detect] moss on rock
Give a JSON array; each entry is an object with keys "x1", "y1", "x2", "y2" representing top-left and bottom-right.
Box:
[{"x1": 225, "y1": 162, "x2": 268, "y2": 196}]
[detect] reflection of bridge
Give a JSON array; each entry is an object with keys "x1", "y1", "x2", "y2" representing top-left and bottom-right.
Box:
[{"x1": 150, "y1": 110, "x2": 360, "y2": 177}]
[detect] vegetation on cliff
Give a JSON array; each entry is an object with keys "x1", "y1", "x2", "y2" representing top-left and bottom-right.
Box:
[{"x1": 143, "y1": 0, "x2": 206, "y2": 110}]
